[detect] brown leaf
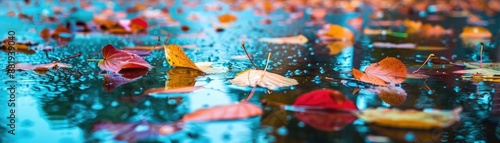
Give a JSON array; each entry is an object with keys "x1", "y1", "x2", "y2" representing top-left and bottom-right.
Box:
[{"x1": 352, "y1": 57, "x2": 407, "y2": 86}]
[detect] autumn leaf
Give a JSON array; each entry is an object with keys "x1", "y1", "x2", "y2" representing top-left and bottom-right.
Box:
[
  {"x1": 92, "y1": 120, "x2": 182, "y2": 142},
  {"x1": 293, "y1": 89, "x2": 358, "y2": 111},
  {"x1": 15, "y1": 62, "x2": 71, "y2": 74},
  {"x1": 163, "y1": 43, "x2": 201, "y2": 71},
  {"x1": 181, "y1": 102, "x2": 262, "y2": 122},
  {"x1": 230, "y1": 69, "x2": 298, "y2": 90},
  {"x1": 355, "y1": 107, "x2": 462, "y2": 129},
  {"x1": 460, "y1": 26, "x2": 492, "y2": 39},
  {"x1": 14, "y1": 52, "x2": 80, "y2": 74},
  {"x1": 352, "y1": 57, "x2": 407, "y2": 86},
  {"x1": 317, "y1": 24, "x2": 354, "y2": 42},
  {"x1": 230, "y1": 44, "x2": 298, "y2": 90},
  {"x1": 130, "y1": 17, "x2": 149, "y2": 33},
  {"x1": 258, "y1": 35, "x2": 308, "y2": 45},
  {"x1": 97, "y1": 44, "x2": 152, "y2": 72},
  {"x1": 218, "y1": 13, "x2": 237, "y2": 23},
  {"x1": 421, "y1": 24, "x2": 452, "y2": 37}
]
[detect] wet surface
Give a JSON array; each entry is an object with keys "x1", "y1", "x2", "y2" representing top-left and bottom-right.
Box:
[{"x1": 1, "y1": 0, "x2": 500, "y2": 143}]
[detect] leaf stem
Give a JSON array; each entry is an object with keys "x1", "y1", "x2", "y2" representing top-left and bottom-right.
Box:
[
  {"x1": 241, "y1": 42, "x2": 259, "y2": 70},
  {"x1": 55, "y1": 52, "x2": 81, "y2": 63},
  {"x1": 87, "y1": 59, "x2": 103, "y2": 62},
  {"x1": 412, "y1": 53, "x2": 435, "y2": 74},
  {"x1": 242, "y1": 86, "x2": 257, "y2": 102},
  {"x1": 479, "y1": 42, "x2": 484, "y2": 68}
]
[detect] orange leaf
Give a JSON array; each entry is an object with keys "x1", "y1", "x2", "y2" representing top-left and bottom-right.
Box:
[
  {"x1": 459, "y1": 26, "x2": 492, "y2": 39},
  {"x1": 218, "y1": 14, "x2": 237, "y2": 23},
  {"x1": 163, "y1": 44, "x2": 201, "y2": 71},
  {"x1": 317, "y1": 24, "x2": 354, "y2": 42},
  {"x1": 181, "y1": 102, "x2": 262, "y2": 122},
  {"x1": 352, "y1": 57, "x2": 407, "y2": 86}
]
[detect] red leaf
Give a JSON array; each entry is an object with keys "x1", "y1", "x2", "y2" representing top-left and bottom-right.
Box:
[
  {"x1": 92, "y1": 120, "x2": 182, "y2": 142},
  {"x1": 293, "y1": 89, "x2": 358, "y2": 111},
  {"x1": 295, "y1": 111, "x2": 356, "y2": 131},
  {"x1": 130, "y1": 17, "x2": 148, "y2": 29},
  {"x1": 181, "y1": 102, "x2": 262, "y2": 122},
  {"x1": 98, "y1": 44, "x2": 152, "y2": 72}
]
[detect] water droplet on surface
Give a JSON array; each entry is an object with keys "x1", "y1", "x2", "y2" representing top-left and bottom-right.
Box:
[
  {"x1": 277, "y1": 126, "x2": 288, "y2": 136},
  {"x1": 405, "y1": 132, "x2": 416, "y2": 142}
]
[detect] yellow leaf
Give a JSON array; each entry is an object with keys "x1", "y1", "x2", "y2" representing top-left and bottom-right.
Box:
[{"x1": 163, "y1": 43, "x2": 201, "y2": 71}]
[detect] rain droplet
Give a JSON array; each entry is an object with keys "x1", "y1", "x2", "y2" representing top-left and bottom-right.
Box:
[
  {"x1": 277, "y1": 126, "x2": 288, "y2": 136},
  {"x1": 405, "y1": 132, "x2": 416, "y2": 142},
  {"x1": 111, "y1": 101, "x2": 119, "y2": 107}
]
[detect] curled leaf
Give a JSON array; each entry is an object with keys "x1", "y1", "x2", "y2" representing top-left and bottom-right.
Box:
[
  {"x1": 230, "y1": 69, "x2": 298, "y2": 90},
  {"x1": 181, "y1": 102, "x2": 262, "y2": 122},
  {"x1": 15, "y1": 62, "x2": 71, "y2": 74},
  {"x1": 98, "y1": 44, "x2": 152, "y2": 72},
  {"x1": 352, "y1": 57, "x2": 407, "y2": 86}
]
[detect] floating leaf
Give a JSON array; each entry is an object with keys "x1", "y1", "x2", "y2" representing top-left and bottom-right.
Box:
[
  {"x1": 130, "y1": 17, "x2": 149, "y2": 32},
  {"x1": 258, "y1": 35, "x2": 308, "y2": 45},
  {"x1": 421, "y1": 24, "x2": 452, "y2": 37},
  {"x1": 218, "y1": 13, "x2": 237, "y2": 23},
  {"x1": 293, "y1": 89, "x2": 358, "y2": 111},
  {"x1": 230, "y1": 69, "x2": 298, "y2": 90},
  {"x1": 317, "y1": 24, "x2": 354, "y2": 42},
  {"x1": 459, "y1": 26, "x2": 492, "y2": 39},
  {"x1": 15, "y1": 62, "x2": 71, "y2": 73},
  {"x1": 163, "y1": 43, "x2": 201, "y2": 71},
  {"x1": 181, "y1": 102, "x2": 262, "y2": 122},
  {"x1": 372, "y1": 42, "x2": 416, "y2": 49},
  {"x1": 92, "y1": 120, "x2": 182, "y2": 142},
  {"x1": 144, "y1": 86, "x2": 204, "y2": 95},
  {"x1": 356, "y1": 107, "x2": 462, "y2": 129},
  {"x1": 352, "y1": 57, "x2": 407, "y2": 86},
  {"x1": 98, "y1": 44, "x2": 152, "y2": 72}
]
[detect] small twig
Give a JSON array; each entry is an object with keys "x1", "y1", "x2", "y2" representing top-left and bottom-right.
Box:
[
  {"x1": 479, "y1": 42, "x2": 484, "y2": 68},
  {"x1": 413, "y1": 53, "x2": 435, "y2": 74},
  {"x1": 241, "y1": 42, "x2": 259, "y2": 70},
  {"x1": 55, "y1": 52, "x2": 81, "y2": 63}
]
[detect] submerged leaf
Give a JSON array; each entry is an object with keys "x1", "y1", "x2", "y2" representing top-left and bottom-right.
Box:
[
  {"x1": 230, "y1": 69, "x2": 298, "y2": 90},
  {"x1": 352, "y1": 57, "x2": 407, "y2": 86},
  {"x1": 181, "y1": 102, "x2": 262, "y2": 122},
  {"x1": 98, "y1": 45, "x2": 152, "y2": 72}
]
